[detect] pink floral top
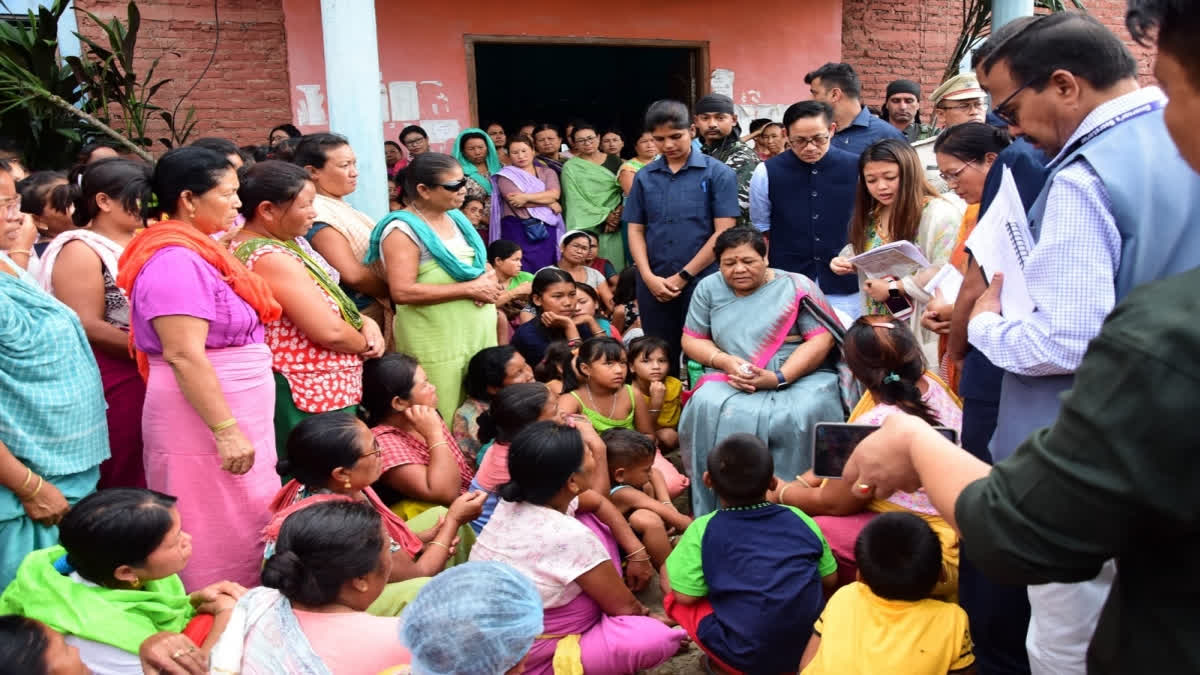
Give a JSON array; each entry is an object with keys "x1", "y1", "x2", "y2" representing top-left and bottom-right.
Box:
[
  {"x1": 856, "y1": 375, "x2": 962, "y2": 516},
  {"x1": 469, "y1": 497, "x2": 611, "y2": 608},
  {"x1": 241, "y1": 241, "x2": 362, "y2": 413}
]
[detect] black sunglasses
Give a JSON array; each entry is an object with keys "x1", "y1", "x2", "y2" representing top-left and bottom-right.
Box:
[{"x1": 433, "y1": 178, "x2": 469, "y2": 192}]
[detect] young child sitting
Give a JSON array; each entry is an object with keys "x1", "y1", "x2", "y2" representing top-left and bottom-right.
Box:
[
  {"x1": 532, "y1": 339, "x2": 577, "y2": 396},
  {"x1": 800, "y1": 512, "x2": 975, "y2": 674},
  {"x1": 602, "y1": 429, "x2": 692, "y2": 569},
  {"x1": 663, "y1": 433, "x2": 838, "y2": 674},
  {"x1": 558, "y1": 336, "x2": 654, "y2": 432},
  {"x1": 628, "y1": 336, "x2": 690, "y2": 498}
]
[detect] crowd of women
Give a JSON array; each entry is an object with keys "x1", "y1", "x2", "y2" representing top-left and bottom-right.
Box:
[{"x1": 4, "y1": 2, "x2": 1198, "y2": 667}]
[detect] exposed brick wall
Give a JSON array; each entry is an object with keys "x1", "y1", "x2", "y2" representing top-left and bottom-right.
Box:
[
  {"x1": 73, "y1": 0, "x2": 291, "y2": 151},
  {"x1": 840, "y1": 0, "x2": 1157, "y2": 120}
]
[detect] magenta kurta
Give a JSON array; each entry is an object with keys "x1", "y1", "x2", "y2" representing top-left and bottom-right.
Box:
[{"x1": 132, "y1": 247, "x2": 278, "y2": 590}]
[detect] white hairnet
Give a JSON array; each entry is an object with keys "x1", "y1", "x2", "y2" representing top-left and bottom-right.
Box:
[{"x1": 400, "y1": 561, "x2": 543, "y2": 675}]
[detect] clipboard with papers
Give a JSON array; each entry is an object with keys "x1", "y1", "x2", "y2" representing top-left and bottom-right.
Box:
[{"x1": 963, "y1": 166, "x2": 1036, "y2": 321}]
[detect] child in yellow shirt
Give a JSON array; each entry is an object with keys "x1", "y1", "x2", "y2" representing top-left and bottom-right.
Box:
[{"x1": 801, "y1": 512, "x2": 976, "y2": 674}]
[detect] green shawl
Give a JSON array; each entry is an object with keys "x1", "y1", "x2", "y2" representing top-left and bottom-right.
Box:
[
  {"x1": 0, "y1": 546, "x2": 195, "y2": 654},
  {"x1": 233, "y1": 237, "x2": 363, "y2": 330},
  {"x1": 452, "y1": 128, "x2": 502, "y2": 195},
  {"x1": 562, "y1": 156, "x2": 622, "y2": 231}
]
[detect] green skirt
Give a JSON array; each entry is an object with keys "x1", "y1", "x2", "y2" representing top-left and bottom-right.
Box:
[
  {"x1": 273, "y1": 372, "x2": 357, "y2": 480},
  {"x1": 365, "y1": 505, "x2": 476, "y2": 616}
]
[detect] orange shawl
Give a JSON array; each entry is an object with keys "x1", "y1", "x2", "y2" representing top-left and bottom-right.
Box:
[
  {"x1": 116, "y1": 220, "x2": 282, "y2": 379},
  {"x1": 938, "y1": 204, "x2": 980, "y2": 391}
]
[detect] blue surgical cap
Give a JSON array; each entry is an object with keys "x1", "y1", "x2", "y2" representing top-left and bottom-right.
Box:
[{"x1": 400, "y1": 561, "x2": 543, "y2": 675}]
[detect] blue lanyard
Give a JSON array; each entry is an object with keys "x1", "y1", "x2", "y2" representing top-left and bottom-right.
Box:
[{"x1": 1055, "y1": 100, "x2": 1163, "y2": 163}]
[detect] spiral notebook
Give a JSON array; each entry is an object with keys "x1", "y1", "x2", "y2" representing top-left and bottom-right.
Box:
[{"x1": 964, "y1": 166, "x2": 1036, "y2": 321}]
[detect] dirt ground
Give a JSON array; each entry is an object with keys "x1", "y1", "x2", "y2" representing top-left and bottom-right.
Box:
[
  {"x1": 639, "y1": 575, "x2": 708, "y2": 674},
  {"x1": 642, "y1": 450, "x2": 709, "y2": 674}
]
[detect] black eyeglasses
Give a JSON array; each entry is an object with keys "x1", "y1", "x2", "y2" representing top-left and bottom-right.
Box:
[
  {"x1": 435, "y1": 178, "x2": 470, "y2": 192},
  {"x1": 993, "y1": 77, "x2": 1039, "y2": 127}
]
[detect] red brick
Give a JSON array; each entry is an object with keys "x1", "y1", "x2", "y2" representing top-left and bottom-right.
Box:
[
  {"x1": 74, "y1": 0, "x2": 290, "y2": 150},
  {"x1": 840, "y1": 0, "x2": 1155, "y2": 119}
]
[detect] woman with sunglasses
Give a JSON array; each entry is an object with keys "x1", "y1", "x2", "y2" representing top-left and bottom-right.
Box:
[{"x1": 365, "y1": 153, "x2": 501, "y2": 421}]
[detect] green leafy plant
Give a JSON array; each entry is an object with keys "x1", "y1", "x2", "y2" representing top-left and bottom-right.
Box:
[
  {"x1": 67, "y1": 1, "x2": 196, "y2": 150},
  {"x1": 944, "y1": 0, "x2": 1088, "y2": 81},
  {"x1": 0, "y1": 0, "x2": 99, "y2": 168}
]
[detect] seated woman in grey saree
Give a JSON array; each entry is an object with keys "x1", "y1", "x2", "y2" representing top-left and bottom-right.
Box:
[{"x1": 679, "y1": 227, "x2": 846, "y2": 515}]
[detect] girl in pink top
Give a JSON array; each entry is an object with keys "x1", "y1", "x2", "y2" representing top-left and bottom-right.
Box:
[{"x1": 470, "y1": 381, "x2": 568, "y2": 533}]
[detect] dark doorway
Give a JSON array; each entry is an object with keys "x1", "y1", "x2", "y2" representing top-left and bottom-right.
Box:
[{"x1": 469, "y1": 39, "x2": 706, "y2": 158}]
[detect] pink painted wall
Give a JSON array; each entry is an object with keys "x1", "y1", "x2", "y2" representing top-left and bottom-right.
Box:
[{"x1": 282, "y1": 0, "x2": 843, "y2": 152}]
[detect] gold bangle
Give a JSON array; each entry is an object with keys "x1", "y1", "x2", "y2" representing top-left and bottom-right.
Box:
[
  {"x1": 427, "y1": 440, "x2": 450, "y2": 452},
  {"x1": 426, "y1": 540, "x2": 450, "y2": 550},
  {"x1": 18, "y1": 467, "x2": 32, "y2": 492},
  {"x1": 623, "y1": 545, "x2": 647, "y2": 560},
  {"x1": 626, "y1": 556, "x2": 652, "y2": 563},
  {"x1": 209, "y1": 418, "x2": 237, "y2": 433},
  {"x1": 777, "y1": 482, "x2": 794, "y2": 505},
  {"x1": 27, "y1": 476, "x2": 43, "y2": 499},
  {"x1": 708, "y1": 348, "x2": 722, "y2": 367}
]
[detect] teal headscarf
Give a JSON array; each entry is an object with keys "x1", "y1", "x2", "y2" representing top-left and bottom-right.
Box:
[
  {"x1": 453, "y1": 128, "x2": 503, "y2": 196},
  {"x1": 364, "y1": 209, "x2": 488, "y2": 282}
]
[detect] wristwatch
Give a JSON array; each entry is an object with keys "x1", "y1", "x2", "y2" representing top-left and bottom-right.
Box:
[
  {"x1": 774, "y1": 370, "x2": 790, "y2": 389},
  {"x1": 678, "y1": 269, "x2": 695, "y2": 284},
  {"x1": 887, "y1": 279, "x2": 902, "y2": 299}
]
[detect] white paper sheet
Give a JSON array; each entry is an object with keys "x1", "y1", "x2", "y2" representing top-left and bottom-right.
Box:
[
  {"x1": 923, "y1": 264, "x2": 964, "y2": 303},
  {"x1": 964, "y1": 166, "x2": 1035, "y2": 321},
  {"x1": 848, "y1": 240, "x2": 931, "y2": 279}
]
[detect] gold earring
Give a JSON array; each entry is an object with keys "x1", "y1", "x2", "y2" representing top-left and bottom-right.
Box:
[
  {"x1": 131, "y1": 577, "x2": 141, "y2": 589},
  {"x1": 343, "y1": 479, "x2": 352, "y2": 489}
]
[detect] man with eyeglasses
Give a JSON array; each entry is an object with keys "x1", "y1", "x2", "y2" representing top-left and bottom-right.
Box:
[
  {"x1": 911, "y1": 73, "x2": 991, "y2": 193},
  {"x1": 748, "y1": 101, "x2": 861, "y2": 319},
  {"x1": 965, "y1": 13, "x2": 1200, "y2": 675},
  {"x1": 694, "y1": 94, "x2": 759, "y2": 227}
]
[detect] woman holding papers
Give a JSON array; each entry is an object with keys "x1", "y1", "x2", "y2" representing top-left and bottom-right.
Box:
[
  {"x1": 831, "y1": 139, "x2": 962, "y2": 365},
  {"x1": 926, "y1": 123, "x2": 1011, "y2": 389}
]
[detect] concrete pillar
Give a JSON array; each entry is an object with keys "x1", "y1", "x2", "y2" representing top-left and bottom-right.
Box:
[
  {"x1": 993, "y1": 0, "x2": 1035, "y2": 30},
  {"x1": 319, "y1": 0, "x2": 387, "y2": 220}
]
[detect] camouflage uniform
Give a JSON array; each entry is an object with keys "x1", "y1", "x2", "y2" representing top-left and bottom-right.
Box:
[
  {"x1": 903, "y1": 122, "x2": 939, "y2": 143},
  {"x1": 702, "y1": 135, "x2": 760, "y2": 227}
]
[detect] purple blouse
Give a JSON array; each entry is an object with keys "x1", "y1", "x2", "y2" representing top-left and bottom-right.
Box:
[{"x1": 131, "y1": 246, "x2": 264, "y2": 354}]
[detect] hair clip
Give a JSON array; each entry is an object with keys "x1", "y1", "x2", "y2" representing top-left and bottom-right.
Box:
[
  {"x1": 871, "y1": 322, "x2": 896, "y2": 329},
  {"x1": 883, "y1": 372, "x2": 901, "y2": 384}
]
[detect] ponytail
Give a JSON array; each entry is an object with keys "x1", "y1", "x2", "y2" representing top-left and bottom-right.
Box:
[{"x1": 844, "y1": 318, "x2": 942, "y2": 426}]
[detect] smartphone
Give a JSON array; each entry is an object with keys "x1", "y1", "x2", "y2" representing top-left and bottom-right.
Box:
[
  {"x1": 884, "y1": 291, "x2": 914, "y2": 320},
  {"x1": 812, "y1": 422, "x2": 959, "y2": 479}
]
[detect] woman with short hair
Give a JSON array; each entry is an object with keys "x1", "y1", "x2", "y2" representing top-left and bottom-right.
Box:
[{"x1": 297, "y1": 133, "x2": 393, "y2": 345}]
